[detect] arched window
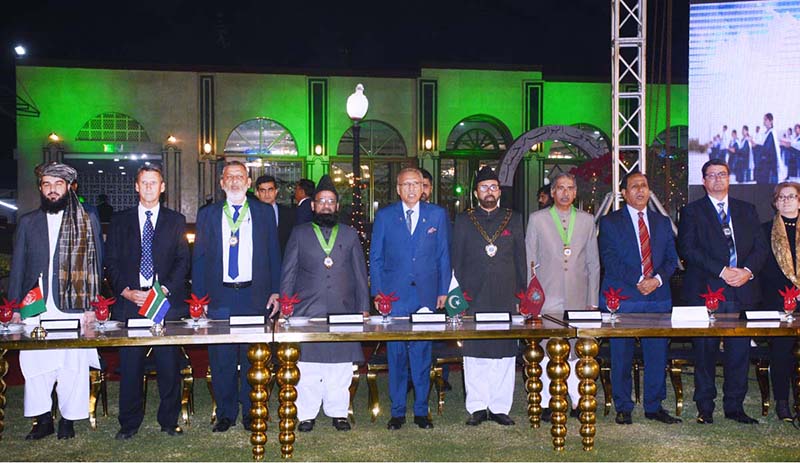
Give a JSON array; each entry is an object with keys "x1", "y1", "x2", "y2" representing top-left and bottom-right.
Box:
[
  {"x1": 76, "y1": 112, "x2": 150, "y2": 142},
  {"x1": 543, "y1": 123, "x2": 611, "y2": 161},
  {"x1": 652, "y1": 125, "x2": 689, "y2": 151},
  {"x1": 445, "y1": 115, "x2": 512, "y2": 155},
  {"x1": 336, "y1": 120, "x2": 407, "y2": 157},
  {"x1": 224, "y1": 118, "x2": 298, "y2": 156}
]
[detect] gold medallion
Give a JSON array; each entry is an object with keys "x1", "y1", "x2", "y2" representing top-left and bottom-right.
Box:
[
  {"x1": 229, "y1": 235, "x2": 239, "y2": 247},
  {"x1": 324, "y1": 256, "x2": 334, "y2": 268},
  {"x1": 485, "y1": 243, "x2": 498, "y2": 257},
  {"x1": 563, "y1": 247, "x2": 571, "y2": 256}
]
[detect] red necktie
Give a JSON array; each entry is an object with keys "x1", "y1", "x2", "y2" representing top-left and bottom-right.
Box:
[{"x1": 638, "y1": 211, "x2": 654, "y2": 278}]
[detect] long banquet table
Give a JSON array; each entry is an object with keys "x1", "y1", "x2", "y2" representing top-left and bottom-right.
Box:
[
  {"x1": 0, "y1": 317, "x2": 575, "y2": 460},
  {"x1": 547, "y1": 312, "x2": 800, "y2": 451}
]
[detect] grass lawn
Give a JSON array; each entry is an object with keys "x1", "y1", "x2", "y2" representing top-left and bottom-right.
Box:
[{"x1": 1, "y1": 365, "x2": 798, "y2": 461}]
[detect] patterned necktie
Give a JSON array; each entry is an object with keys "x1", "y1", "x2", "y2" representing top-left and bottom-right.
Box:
[
  {"x1": 140, "y1": 210, "x2": 154, "y2": 280},
  {"x1": 228, "y1": 205, "x2": 241, "y2": 279},
  {"x1": 718, "y1": 202, "x2": 737, "y2": 267},
  {"x1": 405, "y1": 209, "x2": 414, "y2": 234},
  {"x1": 638, "y1": 212, "x2": 654, "y2": 278}
]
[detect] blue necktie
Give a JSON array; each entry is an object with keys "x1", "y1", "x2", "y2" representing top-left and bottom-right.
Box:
[
  {"x1": 228, "y1": 205, "x2": 241, "y2": 279},
  {"x1": 140, "y1": 210, "x2": 154, "y2": 280},
  {"x1": 405, "y1": 209, "x2": 413, "y2": 234},
  {"x1": 717, "y1": 202, "x2": 737, "y2": 267}
]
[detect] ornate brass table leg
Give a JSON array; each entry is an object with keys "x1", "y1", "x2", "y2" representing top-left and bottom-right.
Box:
[
  {"x1": 523, "y1": 339, "x2": 545, "y2": 428},
  {"x1": 546, "y1": 338, "x2": 570, "y2": 451},
  {"x1": 247, "y1": 343, "x2": 271, "y2": 462},
  {"x1": 0, "y1": 349, "x2": 7, "y2": 441},
  {"x1": 575, "y1": 338, "x2": 599, "y2": 451},
  {"x1": 277, "y1": 343, "x2": 300, "y2": 459}
]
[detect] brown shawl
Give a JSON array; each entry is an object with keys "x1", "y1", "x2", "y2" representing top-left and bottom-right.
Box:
[{"x1": 770, "y1": 214, "x2": 800, "y2": 287}]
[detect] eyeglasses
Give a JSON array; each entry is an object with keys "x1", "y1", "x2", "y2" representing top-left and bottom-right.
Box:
[
  {"x1": 704, "y1": 172, "x2": 729, "y2": 180},
  {"x1": 555, "y1": 185, "x2": 576, "y2": 193},
  {"x1": 314, "y1": 198, "x2": 337, "y2": 205},
  {"x1": 777, "y1": 194, "x2": 798, "y2": 202},
  {"x1": 399, "y1": 181, "x2": 421, "y2": 190},
  {"x1": 478, "y1": 184, "x2": 500, "y2": 192}
]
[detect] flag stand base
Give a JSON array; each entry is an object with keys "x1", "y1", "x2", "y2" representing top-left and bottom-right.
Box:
[{"x1": 30, "y1": 326, "x2": 47, "y2": 340}]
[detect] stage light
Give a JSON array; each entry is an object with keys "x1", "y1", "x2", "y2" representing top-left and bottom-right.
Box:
[
  {"x1": 203, "y1": 143, "x2": 212, "y2": 154},
  {"x1": 424, "y1": 139, "x2": 432, "y2": 150},
  {"x1": 167, "y1": 135, "x2": 177, "y2": 144},
  {"x1": 87, "y1": 161, "x2": 94, "y2": 165},
  {"x1": 48, "y1": 132, "x2": 59, "y2": 142},
  {"x1": 14, "y1": 45, "x2": 26, "y2": 57},
  {"x1": 314, "y1": 144, "x2": 323, "y2": 155},
  {"x1": 98, "y1": 170, "x2": 104, "y2": 173}
]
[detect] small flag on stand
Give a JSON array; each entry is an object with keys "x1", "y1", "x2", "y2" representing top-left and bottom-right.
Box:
[
  {"x1": 20, "y1": 274, "x2": 46, "y2": 319},
  {"x1": 445, "y1": 271, "x2": 469, "y2": 317},
  {"x1": 138, "y1": 279, "x2": 171, "y2": 324}
]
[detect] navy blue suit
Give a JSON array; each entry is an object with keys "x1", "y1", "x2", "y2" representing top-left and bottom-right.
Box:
[
  {"x1": 599, "y1": 206, "x2": 678, "y2": 414},
  {"x1": 192, "y1": 199, "x2": 281, "y2": 426},
  {"x1": 294, "y1": 198, "x2": 312, "y2": 225},
  {"x1": 678, "y1": 196, "x2": 768, "y2": 416},
  {"x1": 105, "y1": 205, "x2": 190, "y2": 432},
  {"x1": 370, "y1": 201, "x2": 450, "y2": 417}
]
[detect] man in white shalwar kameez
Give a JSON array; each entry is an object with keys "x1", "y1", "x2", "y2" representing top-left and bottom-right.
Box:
[{"x1": 9, "y1": 162, "x2": 102, "y2": 440}]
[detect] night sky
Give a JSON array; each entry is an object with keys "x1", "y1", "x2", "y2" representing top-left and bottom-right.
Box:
[{"x1": 0, "y1": 0, "x2": 690, "y2": 180}]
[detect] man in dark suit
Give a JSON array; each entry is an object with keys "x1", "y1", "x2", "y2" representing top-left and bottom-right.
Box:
[
  {"x1": 105, "y1": 165, "x2": 190, "y2": 439},
  {"x1": 754, "y1": 113, "x2": 780, "y2": 184},
  {"x1": 370, "y1": 167, "x2": 450, "y2": 430},
  {"x1": 192, "y1": 161, "x2": 281, "y2": 432},
  {"x1": 598, "y1": 172, "x2": 681, "y2": 425},
  {"x1": 294, "y1": 178, "x2": 315, "y2": 225},
  {"x1": 678, "y1": 159, "x2": 769, "y2": 424},
  {"x1": 277, "y1": 175, "x2": 368, "y2": 433},
  {"x1": 255, "y1": 175, "x2": 294, "y2": 255}
]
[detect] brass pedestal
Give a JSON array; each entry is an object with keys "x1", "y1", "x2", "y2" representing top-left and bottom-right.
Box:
[
  {"x1": 546, "y1": 338, "x2": 570, "y2": 451},
  {"x1": 523, "y1": 339, "x2": 545, "y2": 428},
  {"x1": 575, "y1": 338, "x2": 599, "y2": 451}
]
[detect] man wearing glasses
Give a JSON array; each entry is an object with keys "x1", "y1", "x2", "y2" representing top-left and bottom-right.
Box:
[
  {"x1": 678, "y1": 158, "x2": 768, "y2": 424},
  {"x1": 370, "y1": 167, "x2": 450, "y2": 430}
]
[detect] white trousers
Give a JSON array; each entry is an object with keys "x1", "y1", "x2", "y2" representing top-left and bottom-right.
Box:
[
  {"x1": 20, "y1": 349, "x2": 95, "y2": 420},
  {"x1": 463, "y1": 356, "x2": 516, "y2": 414},
  {"x1": 296, "y1": 362, "x2": 353, "y2": 421},
  {"x1": 539, "y1": 339, "x2": 581, "y2": 409}
]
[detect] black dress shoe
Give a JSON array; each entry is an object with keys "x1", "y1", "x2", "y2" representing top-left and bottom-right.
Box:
[
  {"x1": 298, "y1": 419, "x2": 315, "y2": 432},
  {"x1": 466, "y1": 410, "x2": 488, "y2": 426},
  {"x1": 115, "y1": 428, "x2": 138, "y2": 440},
  {"x1": 724, "y1": 411, "x2": 758, "y2": 424},
  {"x1": 387, "y1": 416, "x2": 406, "y2": 430},
  {"x1": 644, "y1": 408, "x2": 682, "y2": 424},
  {"x1": 161, "y1": 425, "x2": 184, "y2": 436},
  {"x1": 26, "y1": 413, "x2": 54, "y2": 440},
  {"x1": 57, "y1": 419, "x2": 75, "y2": 439},
  {"x1": 540, "y1": 408, "x2": 552, "y2": 423},
  {"x1": 615, "y1": 411, "x2": 632, "y2": 425},
  {"x1": 212, "y1": 417, "x2": 234, "y2": 433},
  {"x1": 776, "y1": 400, "x2": 794, "y2": 422},
  {"x1": 696, "y1": 411, "x2": 714, "y2": 424},
  {"x1": 332, "y1": 418, "x2": 351, "y2": 431},
  {"x1": 413, "y1": 415, "x2": 434, "y2": 429},
  {"x1": 488, "y1": 410, "x2": 515, "y2": 426}
]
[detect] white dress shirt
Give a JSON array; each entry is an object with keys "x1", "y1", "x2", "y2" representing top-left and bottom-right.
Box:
[
  {"x1": 138, "y1": 202, "x2": 159, "y2": 287},
  {"x1": 222, "y1": 200, "x2": 253, "y2": 283},
  {"x1": 402, "y1": 202, "x2": 420, "y2": 235}
]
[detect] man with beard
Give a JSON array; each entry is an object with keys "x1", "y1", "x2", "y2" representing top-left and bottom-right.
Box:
[
  {"x1": 451, "y1": 166, "x2": 525, "y2": 426},
  {"x1": 8, "y1": 162, "x2": 102, "y2": 440},
  {"x1": 537, "y1": 184, "x2": 553, "y2": 209},
  {"x1": 420, "y1": 168, "x2": 434, "y2": 203},
  {"x1": 192, "y1": 161, "x2": 281, "y2": 432},
  {"x1": 370, "y1": 167, "x2": 450, "y2": 430},
  {"x1": 276, "y1": 175, "x2": 368, "y2": 432}
]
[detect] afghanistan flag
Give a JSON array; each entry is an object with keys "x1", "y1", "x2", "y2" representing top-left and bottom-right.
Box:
[
  {"x1": 138, "y1": 280, "x2": 171, "y2": 324},
  {"x1": 20, "y1": 281, "x2": 46, "y2": 319},
  {"x1": 445, "y1": 271, "x2": 469, "y2": 317}
]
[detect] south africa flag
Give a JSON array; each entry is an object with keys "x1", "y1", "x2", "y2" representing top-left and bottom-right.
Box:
[{"x1": 137, "y1": 279, "x2": 171, "y2": 324}]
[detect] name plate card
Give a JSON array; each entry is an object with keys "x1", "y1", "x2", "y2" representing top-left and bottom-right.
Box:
[
  {"x1": 411, "y1": 323, "x2": 446, "y2": 331},
  {"x1": 671, "y1": 306, "x2": 709, "y2": 323},
  {"x1": 476, "y1": 322, "x2": 512, "y2": 330},
  {"x1": 40, "y1": 331, "x2": 79, "y2": 340},
  {"x1": 743, "y1": 311, "x2": 782, "y2": 320},
  {"x1": 328, "y1": 314, "x2": 365, "y2": 324},
  {"x1": 230, "y1": 315, "x2": 265, "y2": 326},
  {"x1": 410, "y1": 313, "x2": 446, "y2": 323},
  {"x1": 127, "y1": 319, "x2": 153, "y2": 328},
  {"x1": 41, "y1": 319, "x2": 80, "y2": 330},
  {"x1": 563, "y1": 310, "x2": 602, "y2": 320},
  {"x1": 474, "y1": 312, "x2": 511, "y2": 323},
  {"x1": 329, "y1": 324, "x2": 365, "y2": 333},
  {"x1": 746, "y1": 321, "x2": 781, "y2": 328}
]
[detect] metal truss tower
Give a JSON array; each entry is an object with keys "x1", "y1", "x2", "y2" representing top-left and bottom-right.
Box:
[{"x1": 611, "y1": 0, "x2": 647, "y2": 210}]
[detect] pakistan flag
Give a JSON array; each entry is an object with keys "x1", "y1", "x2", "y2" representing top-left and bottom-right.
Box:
[{"x1": 445, "y1": 271, "x2": 469, "y2": 317}]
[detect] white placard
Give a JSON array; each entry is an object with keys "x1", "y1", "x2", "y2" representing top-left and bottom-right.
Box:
[
  {"x1": 411, "y1": 323, "x2": 446, "y2": 331},
  {"x1": 329, "y1": 324, "x2": 365, "y2": 333},
  {"x1": 746, "y1": 321, "x2": 781, "y2": 328},
  {"x1": 474, "y1": 312, "x2": 511, "y2": 322},
  {"x1": 565, "y1": 311, "x2": 602, "y2": 320},
  {"x1": 39, "y1": 331, "x2": 79, "y2": 340},
  {"x1": 127, "y1": 318, "x2": 154, "y2": 328},
  {"x1": 40, "y1": 319, "x2": 79, "y2": 330},
  {"x1": 744, "y1": 311, "x2": 782, "y2": 320},
  {"x1": 230, "y1": 315, "x2": 265, "y2": 326},
  {"x1": 671, "y1": 306, "x2": 710, "y2": 323},
  {"x1": 410, "y1": 313, "x2": 446, "y2": 323},
  {"x1": 328, "y1": 314, "x2": 365, "y2": 324},
  {"x1": 475, "y1": 322, "x2": 512, "y2": 330}
]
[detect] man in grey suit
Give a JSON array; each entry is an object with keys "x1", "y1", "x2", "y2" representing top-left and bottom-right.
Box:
[
  {"x1": 276, "y1": 175, "x2": 368, "y2": 432},
  {"x1": 525, "y1": 172, "x2": 600, "y2": 421}
]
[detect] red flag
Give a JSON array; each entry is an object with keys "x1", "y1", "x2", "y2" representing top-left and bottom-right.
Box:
[{"x1": 517, "y1": 274, "x2": 546, "y2": 318}]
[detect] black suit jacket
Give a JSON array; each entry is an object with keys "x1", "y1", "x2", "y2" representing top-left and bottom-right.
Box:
[
  {"x1": 104, "y1": 205, "x2": 190, "y2": 321},
  {"x1": 295, "y1": 198, "x2": 312, "y2": 225},
  {"x1": 275, "y1": 203, "x2": 295, "y2": 255},
  {"x1": 678, "y1": 196, "x2": 768, "y2": 306}
]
